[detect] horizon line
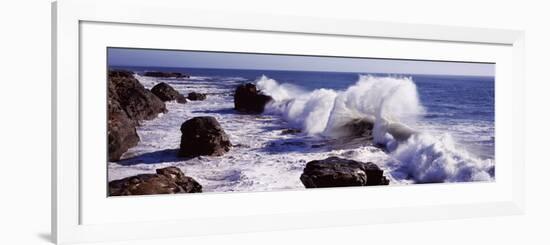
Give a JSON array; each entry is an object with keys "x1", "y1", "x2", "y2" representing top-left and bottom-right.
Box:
[{"x1": 108, "y1": 64, "x2": 495, "y2": 78}]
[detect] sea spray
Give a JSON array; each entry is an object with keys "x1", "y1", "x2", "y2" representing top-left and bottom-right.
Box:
[
  {"x1": 258, "y1": 74, "x2": 424, "y2": 139},
  {"x1": 257, "y1": 74, "x2": 494, "y2": 183},
  {"x1": 325, "y1": 75, "x2": 424, "y2": 143},
  {"x1": 390, "y1": 133, "x2": 494, "y2": 183},
  {"x1": 258, "y1": 75, "x2": 338, "y2": 135},
  {"x1": 256, "y1": 75, "x2": 305, "y2": 101}
]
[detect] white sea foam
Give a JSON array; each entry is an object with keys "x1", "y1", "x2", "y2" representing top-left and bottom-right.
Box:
[
  {"x1": 258, "y1": 75, "x2": 424, "y2": 141},
  {"x1": 133, "y1": 74, "x2": 157, "y2": 89},
  {"x1": 257, "y1": 75, "x2": 494, "y2": 183},
  {"x1": 257, "y1": 75, "x2": 306, "y2": 101},
  {"x1": 390, "y1": 133, "x2": 494, "y2": 183},
  {"x1": 188, "y1": 76, "x2": 210, "y2": 81}
]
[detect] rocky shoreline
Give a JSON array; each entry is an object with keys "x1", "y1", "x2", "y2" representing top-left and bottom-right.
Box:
[
  {"x1": 143, "y1": 71, "x2": 189, "y2": 78},
  {"x1": 107, "y1": 70, "x2": 391, "y2": 196},
  {"x1": 108, "y1": 70, "x2": 166, "y2": 161}
]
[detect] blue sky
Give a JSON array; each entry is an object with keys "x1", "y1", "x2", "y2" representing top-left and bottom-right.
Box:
[{"x1": 108, "y1": 48, "x2": 494, "y2": 76}]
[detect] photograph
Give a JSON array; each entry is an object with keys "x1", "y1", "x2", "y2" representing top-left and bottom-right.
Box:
[{"x1": 106, "y1": 47, "x2": 495, "y2": 196}]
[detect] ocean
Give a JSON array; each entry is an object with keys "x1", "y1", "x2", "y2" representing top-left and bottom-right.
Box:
[{"x1": 108, "y1": 66, "x2": 495, "y2": 191}]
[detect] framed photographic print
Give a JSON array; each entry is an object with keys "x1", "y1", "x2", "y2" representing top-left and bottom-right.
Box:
[{"x1": 52, "y1": 0, "x2": 525, "y2": 244}]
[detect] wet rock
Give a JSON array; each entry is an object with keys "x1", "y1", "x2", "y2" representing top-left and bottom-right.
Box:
[
  {"x1": 176, "y1": 94, "x2": 188, "y2": 104},
  {"x1": 179, "y1": 116, "x2": 231, "y2": 157},
  {"x1": 143, "y1": 71, "x2": 189, "y2": 78},
  {"x1": 108, "y1": 166, "x2": 202, "y2": 196},
  {"x1": 107, "y1": 83, "x2": 139, "y2": 161},
  {"x1": 109, "y1": 70, "x2": 166, "y2": 121},
  {"x1": 328, "y1": 118, "x2": 374, "y2": 139},
  {"x1": 234, "y1": 83, "x2": 273, "y2": 113},
  {"x1": 300, "y1": 157, "x2": 389, "y2": 188},
  {"x1": 343, "y1": 118, "x2": 374, "y2": 137},
  {"x1": 187, "y1": 92, "x2": 207, "y2": 101},
  {"x1": 281, "y1": 129, "x2": 302, "y2": 135},
  {"x1": 109, "y1": 70, "x2": 134, "y2": 78},
  {"x1": 151, "y1": 82, "x2": 182, "y2": 102},
  {"x1": 107, "y1": 70, "x2": 168, "y2": 161}
]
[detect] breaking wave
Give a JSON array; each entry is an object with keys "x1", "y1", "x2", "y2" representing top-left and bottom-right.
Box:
[
  {"x1": 256, "y1": 75, "x2": 494, "y2": 183},
  {"x1": 258, "y1": 75, "x2": 423, "y2": 141},
  {"x1": 390, "y1": 133, "x2": 494, "y2": 183}
]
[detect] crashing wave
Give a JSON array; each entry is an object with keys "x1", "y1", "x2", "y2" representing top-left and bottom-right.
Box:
[
  {"x1": 390, "y1": 133, "x2": 494, "y2": 183},
  {"x1": 256, "y1": 74, "x2": 494, "y2": 183}
]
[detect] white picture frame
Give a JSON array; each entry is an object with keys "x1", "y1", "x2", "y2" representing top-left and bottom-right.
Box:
[{"x1": 52, "y1": 0, "x2": 525, "y2": 244}]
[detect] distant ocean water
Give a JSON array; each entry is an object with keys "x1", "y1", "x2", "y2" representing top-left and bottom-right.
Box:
[{"x1": 108, "y1": 66, "x2": 495, "y2": 190}]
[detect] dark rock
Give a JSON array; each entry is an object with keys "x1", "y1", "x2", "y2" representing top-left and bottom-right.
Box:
[
  {"x1": 108, "y1": 166, "x2": 202, "y2": 196},
  {"x1": 109, "y1": 70, "x2": 166, "y2": 121},
  {"x1": 107, "y1": 71, "x2": 139, "y2": 161},
  {"x1": 187, "y1": 92, "x2": 207, "y2": 101},
  {"x1": 176, "y1": 94, "x2": 188, "y2": 104},
  {"x1": 107, "y1": 86, "x2": 139, "y2": 161},
  {"x1": 281, "y1": 129, "x2": 302, "y2": 135},
  {"x1": 143, "y1": 71, "x2": 189, "y2": 78},
  {"x1": 326, "y1": 118, "x2": 375, "y2": 139},
  {"x1": 179, "y1": 116, "x2": 231, "y2": 157},
  {"x1": 342, "y1": 118, "x2": 374, "y2": 137},
  {"x1": 234, "y1": 83, "x2": 273, "y2": 113},
  {"x1": 107, "y1": 70, "x2": 168, "y2": 161},
  {"x1": 109, "y1": 70, "x2": 134, "y2": 78},
  {"x1": 151, "y1": 82, "x2": 182, "y2": 102},
  {"x1": 300, "y1": 157, "x2": 389, "y2": 188}
]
